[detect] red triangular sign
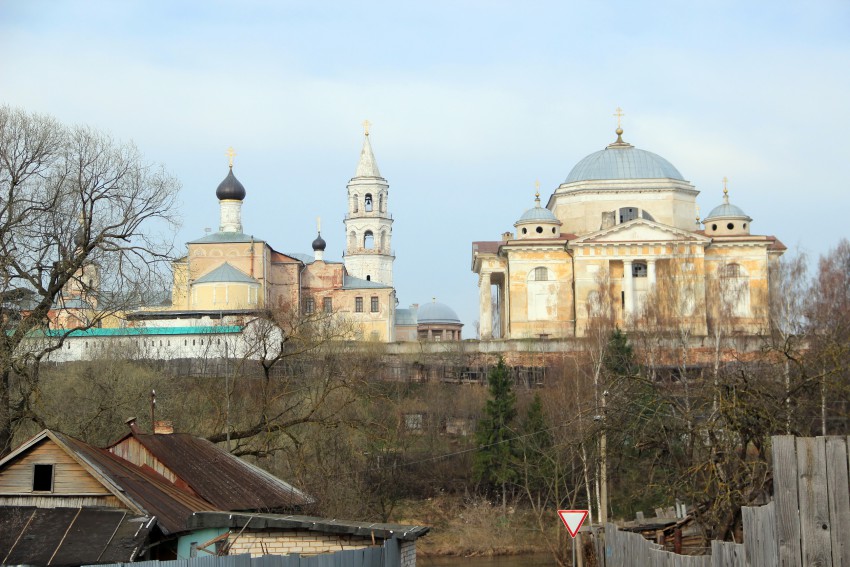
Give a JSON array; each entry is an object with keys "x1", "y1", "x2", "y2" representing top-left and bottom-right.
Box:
[{"x1": 558, "y1": 509, "x2": 588, "y2": 538}]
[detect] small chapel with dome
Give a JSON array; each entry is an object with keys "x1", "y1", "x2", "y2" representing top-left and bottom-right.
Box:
[
  {"x1": 472, "y1": 118, "x2": 785, "y2": 339},
  {"x1": 132, "y1": 133, "x2": 399, "y2": 342}
]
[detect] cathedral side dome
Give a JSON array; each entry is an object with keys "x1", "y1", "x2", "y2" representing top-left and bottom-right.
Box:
[
  {"x1": 216, "y1": 169, "x2": 246, "y2": 201},
  {"x1": 417, "y1": 301, "x2": 461, "y2": 324},
  {"x1": 312, "y1": 232, "x2": 327, "y2": 252},
  {"x1": 703, "y1": 183, "x2": 752, "y2": 236}
]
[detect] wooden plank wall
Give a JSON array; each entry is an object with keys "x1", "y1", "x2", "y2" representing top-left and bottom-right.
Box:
[{"x1": 601, "y1": 435, "x2": 850, "y2": 567}]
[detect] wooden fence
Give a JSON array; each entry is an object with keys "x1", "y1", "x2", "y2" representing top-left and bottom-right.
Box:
[{"x1": 601, "y1": 435, "x2": 850, "y2": 567}]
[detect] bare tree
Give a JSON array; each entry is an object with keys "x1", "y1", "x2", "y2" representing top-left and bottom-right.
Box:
[{"x1": 0, "y1": 105, "x2": 180, "y2": 455}]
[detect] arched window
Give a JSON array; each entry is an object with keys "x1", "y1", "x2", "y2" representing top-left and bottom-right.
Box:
[
  {"x1": 533, "y1": 267, "x2": 549, "y2": 281},
  {"x1": 721, "y1": 263, "x2": 749, "y2": 317},
  {"x1": 365, "y1": 194, "x2": 373, "y2": 212},
  {"x1": 364, "y1": 230, "x2": 374, "y2": 249},
  {"x1": 380, "y1": 230, "x2": 386, "y2": 251}
]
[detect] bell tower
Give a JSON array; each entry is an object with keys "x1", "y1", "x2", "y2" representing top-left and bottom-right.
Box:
[{"x1": 343, "y1": 121, "x2": 394, "y2": 286}]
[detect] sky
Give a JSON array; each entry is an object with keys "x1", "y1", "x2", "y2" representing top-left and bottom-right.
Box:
[{"x1": 1, "y1": 1, "x2": 849, "y2": 333}]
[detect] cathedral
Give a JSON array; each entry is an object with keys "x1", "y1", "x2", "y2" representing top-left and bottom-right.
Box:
[{"x1": 472, "y1": 120, "x2": 785, "y2": 339}]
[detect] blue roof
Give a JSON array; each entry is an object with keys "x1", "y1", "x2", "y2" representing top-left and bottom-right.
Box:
[
  {"x1": 417, "y1": 301, "x2": 461, "y2": 324},
  {"x1": 342, "y1": 275, "x2": 391, "y2": 289},
  {"x1": 565, "y1": 146, "x2": 684, "y2": 183},
  {"x1": 517, "y1": 203, "x2": 560, "y2": 224},
  {"x1": 704, "y1": 202, "x2": 751, "y2": 220},
  {"x1": 194, "y1": 263, "x2": 258, "y2": 285}
]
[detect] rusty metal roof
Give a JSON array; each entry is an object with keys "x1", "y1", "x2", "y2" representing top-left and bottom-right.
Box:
[
  {"x1": 0, "y1": 507, "x2": 153, "y2": 566},
  {"x1": 122, "y1": 432, "x2": 315, "y2": 512},
  {"x1": 54, "y1": 432, "x2": 217, "y2": 535}
]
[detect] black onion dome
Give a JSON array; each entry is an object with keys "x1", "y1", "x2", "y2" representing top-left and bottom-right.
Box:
[
  {"x1": 216, "y1": 168, "x2": 246, "y2": 201},
  {"x1": 312, "y1": 232, "x2": 327, "y2": 252}
]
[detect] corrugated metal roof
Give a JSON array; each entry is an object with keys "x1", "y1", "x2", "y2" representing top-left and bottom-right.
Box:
[
  {"x1": 54, "y1": 433, "x2": 217, "y2": 535},
  {"x1": 0, "y1": 507, "x2": 153, "y2": 566},
  {"x1": 124, "y1": 433, "x2": 315, "y2": 512},
  {"x1": 189, "y1": 511, "x2": 430, "y2": 542},
  {"x1": 42, "y1": 326, "x2": 243, "y2": 337}
]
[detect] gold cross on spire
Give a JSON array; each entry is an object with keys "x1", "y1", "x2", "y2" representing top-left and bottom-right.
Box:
[
  {"x1": 225, "y1": 147, "x2": 237, "y2": 168},
  {"x1": 613, "y1": 107, "x2": 624, "y2": 129},
  {"x1": 362, "y1": 119, "x2": 371, "y2": 136},
  {"x1": 722, "y1": 176, "x2": 729, "y2": 202},
  {"x1": 535, "y1": 180, "x2": 541, "y2": 200}
]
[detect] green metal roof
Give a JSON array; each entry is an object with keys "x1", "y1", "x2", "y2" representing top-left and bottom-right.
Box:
[
  {"x1": 188, "y1": 231, "x2": 262, "y2": 244},
  {"x1": 42, "y1": 325, "x2": 243, "y2": 338}
]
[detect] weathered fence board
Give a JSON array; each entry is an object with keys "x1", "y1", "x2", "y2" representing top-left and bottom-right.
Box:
[
  {"x1": 710, "y1": 541, "x2": 744, "y2": 567},
  {"x1": 742, "y1": 502, "x2": 777, "y2": 567},
  {"x1": 797, "y1": 436, "x2": 833, "y2": 566},
  {"x1": 826, "y1": 436, "x2": 850, "y2": 566},
  {"x1": 87, "y1": 547, "x2": 390, "y2": 567},
  {"x1": 773, "y1": 435, "x2": 804, "y2": 567}
]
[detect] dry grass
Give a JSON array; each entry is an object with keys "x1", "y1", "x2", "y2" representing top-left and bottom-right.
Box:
[{"x1": 393, "y1": 495, "x2": 554, "y2": 557}]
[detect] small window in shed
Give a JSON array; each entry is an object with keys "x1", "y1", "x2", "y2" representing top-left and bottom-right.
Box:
[{"x1": 33, "y1": 463, "x2": 53, "y2": 492}]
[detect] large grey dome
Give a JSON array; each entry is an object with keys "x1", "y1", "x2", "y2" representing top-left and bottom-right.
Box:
[
  {"x1": 565, "y1": 145, "x2": 684, "y2": 183},
  {"x1": 216, "y1": 169, "x2": 246, "y2": 201},
  {"x1": 417, "y1": 301, "x2": 461, "y2": 324}
]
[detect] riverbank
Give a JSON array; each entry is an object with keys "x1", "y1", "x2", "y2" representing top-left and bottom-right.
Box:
[{"x1": 393, "y1": 496, "x2": 556, "y2": 557}]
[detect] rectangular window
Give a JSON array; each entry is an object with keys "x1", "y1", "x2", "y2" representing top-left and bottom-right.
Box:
[
  {"x1": 355, "y1": 297, "x2": 363, "y2": 313},
  {"x1": 32, "y1": 464, "x2": 53, "y2": 492},
  {"x1": 304, "y1": 297, "x2": 315, "y2": 314},
  {"x1": 323, "y1": 297, "x2": 332, "y2": 313},
  {"x1": 371, "y1": 296, "x2": 379, "y2": 313}
]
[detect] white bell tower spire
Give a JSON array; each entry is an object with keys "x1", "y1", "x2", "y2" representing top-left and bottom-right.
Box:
[{"x1": 343, "y1": 122, "x2": 394, "y2": 285}]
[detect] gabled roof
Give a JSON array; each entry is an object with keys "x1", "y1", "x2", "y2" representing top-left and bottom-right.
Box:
[
  {"x1": 0, "y1": 507, "x2": 153, "y2": 566},
  {"x1": 109, "y1": 432, "x2": 315, "y2": 512},
  {"x1": 194, "y1": 262, "x2": 258, "y2": 285},
  {"x1": 0, "y1": 430, "x2": 216, "y2": 536},
  {"x1": 569, "y1": 218, "x2": 711, "y2": 246}
]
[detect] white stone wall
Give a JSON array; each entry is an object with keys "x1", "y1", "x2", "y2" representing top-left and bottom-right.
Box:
[{"x1": 226, "y1": 529, "x2": 374, "y2": 557}]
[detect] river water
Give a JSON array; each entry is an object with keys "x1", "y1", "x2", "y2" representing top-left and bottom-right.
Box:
[{"x1": 419, "y1": 554, "x2": 557, "y2": 567}]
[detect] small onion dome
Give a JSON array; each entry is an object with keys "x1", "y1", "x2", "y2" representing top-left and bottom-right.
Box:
[
  {"x1": 514, "y1": 192, "x2": 562, "y2": 239},
  {"x1": 312, "y1": 232, "x2": 327, "y2": 252},
  {"x1": 417, "y1": 300, "x2": 462, "y2": 325},
  {"x1": 216, "y1": 168, "x2": 246, "y2": 201}
]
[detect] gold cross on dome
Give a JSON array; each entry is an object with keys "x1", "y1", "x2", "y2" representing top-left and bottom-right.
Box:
[
  {"x1": 362, "y1": 119, "x2": 371, "y2": 136},
  {"x1": 613, "y1": 107, "x2": 624, "y2": 129},
  {"x1": 535, "y1": 180, "x2": 541, "y2": 199},
  {"x1": 225, "y1": 147, "x2": 237, "y2": 168}
]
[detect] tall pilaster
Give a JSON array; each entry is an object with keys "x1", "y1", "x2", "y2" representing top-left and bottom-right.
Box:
[
  {"x1": 343, "y1": 123, "x2": 395, "y2": 285},
  {"x1": 479, "y1": 272, "x2": 492, "y2": 339}
]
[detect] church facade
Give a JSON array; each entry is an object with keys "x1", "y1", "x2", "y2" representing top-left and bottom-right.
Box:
[{"x1": 472, "y1": 125, "x2": 785, "y2": 340}]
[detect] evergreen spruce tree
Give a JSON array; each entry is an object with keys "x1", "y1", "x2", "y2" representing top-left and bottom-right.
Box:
[
  {"x1": 519, "y1": 392, "x2": 554, "y2": 505},
  {"x1": 474, "y1": 357, "x2": 518, "y2": 510}
]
